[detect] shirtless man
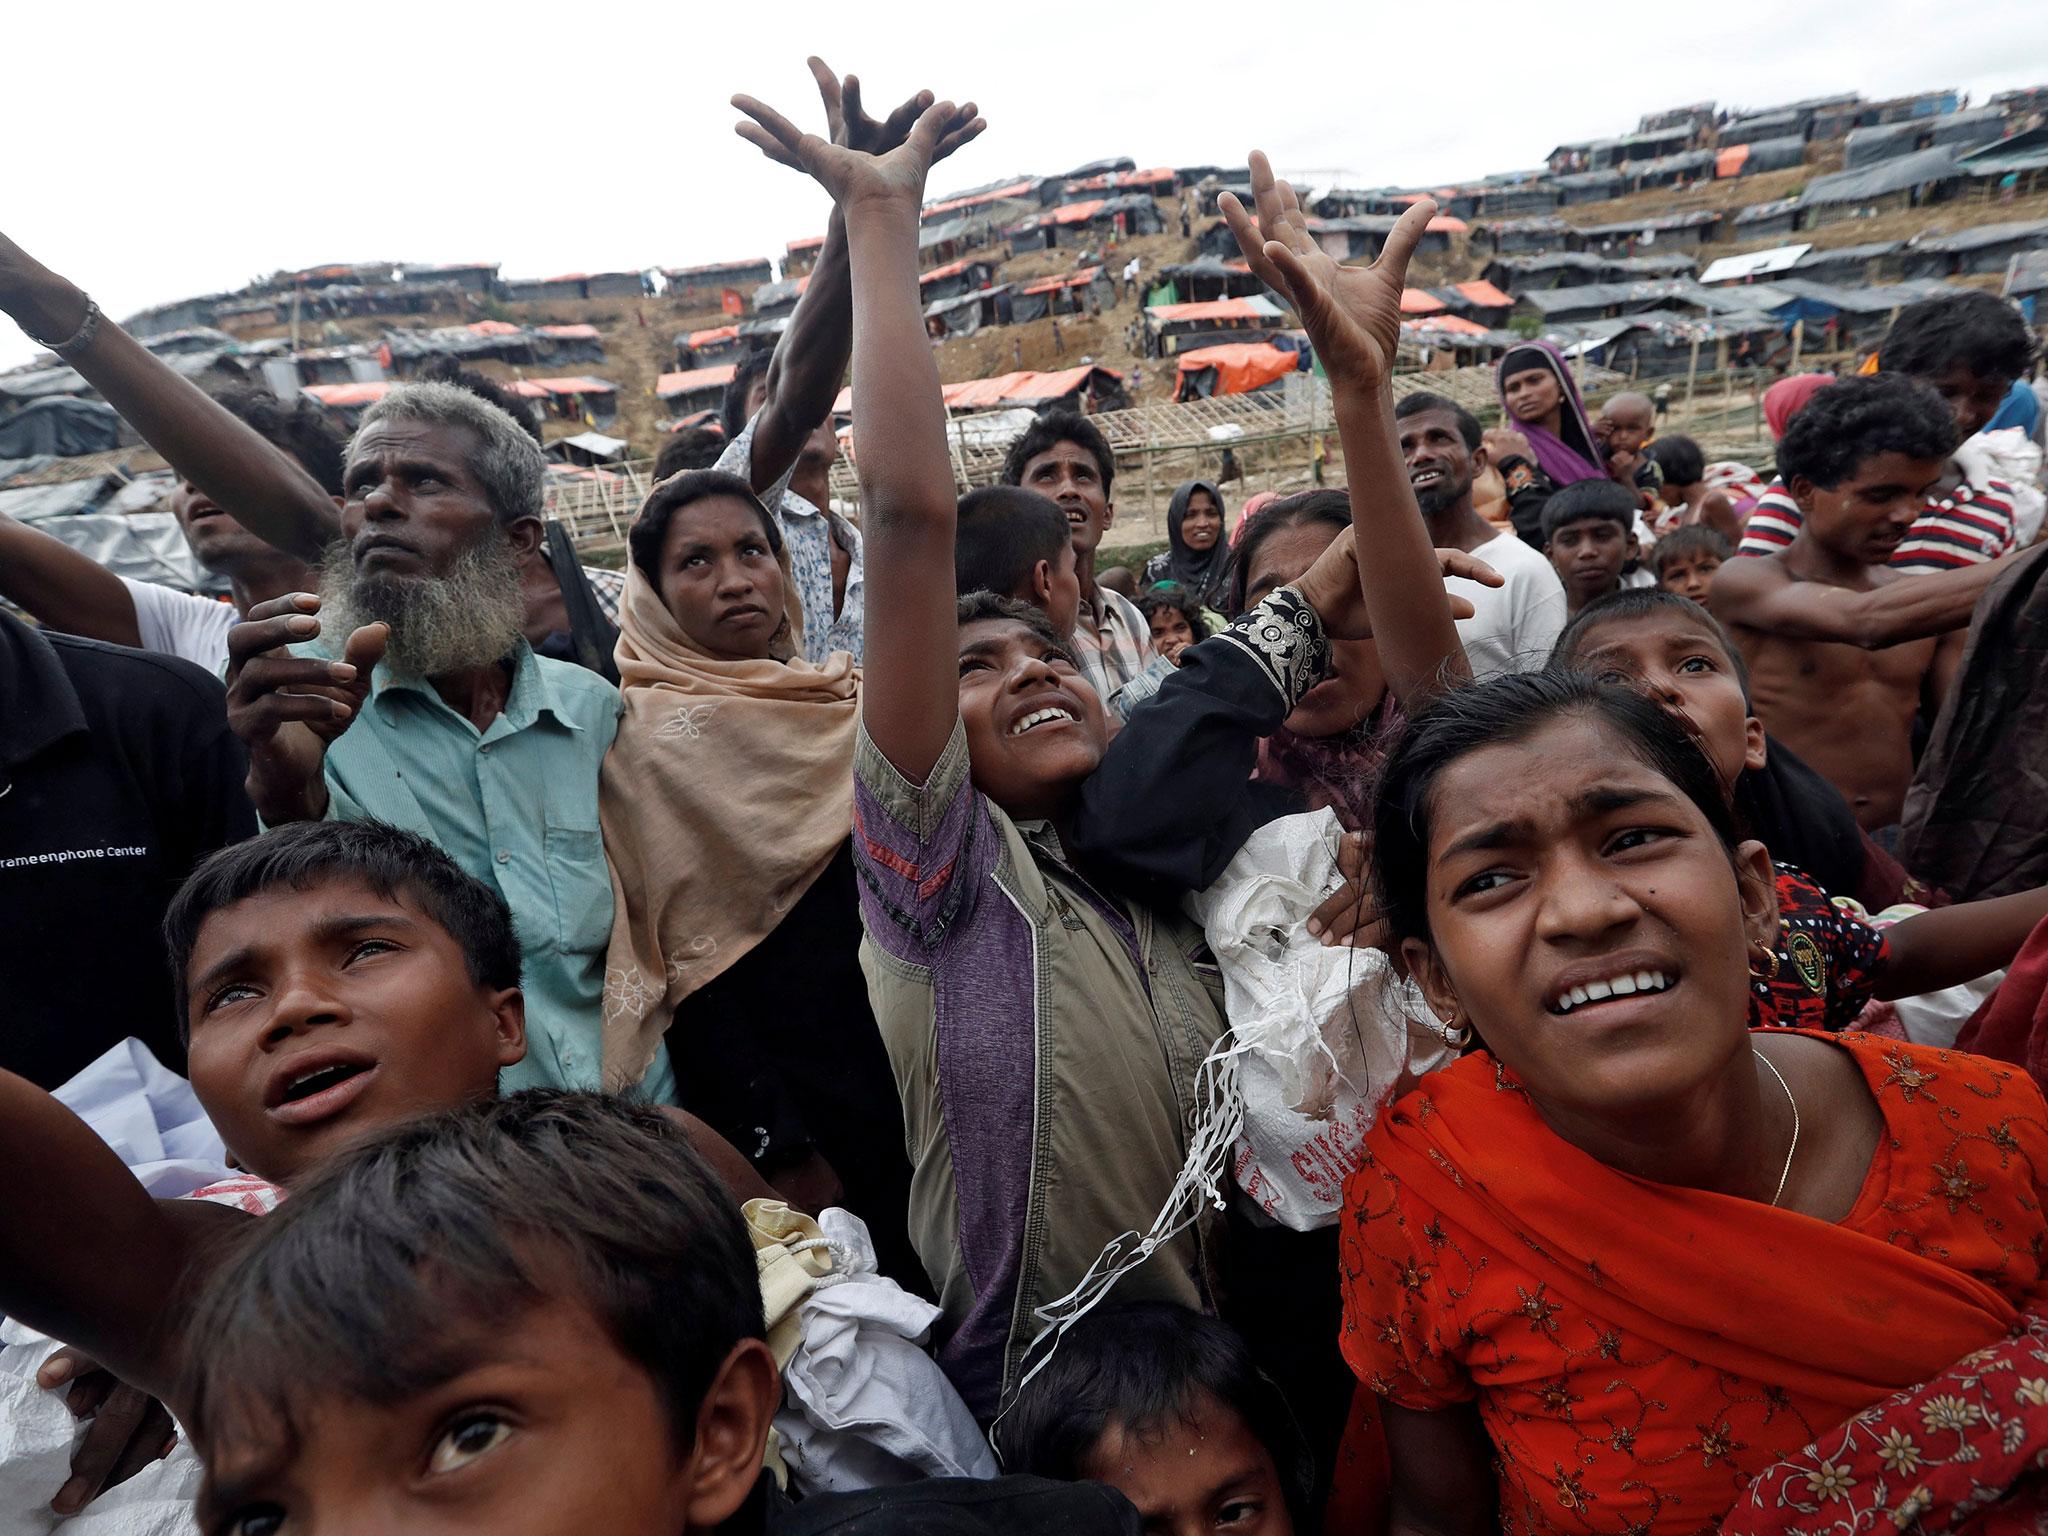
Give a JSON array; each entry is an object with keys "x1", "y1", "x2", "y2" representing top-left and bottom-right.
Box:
[{"x1": 1710, "y1": 374, "x2": 2016, "y2": 833}]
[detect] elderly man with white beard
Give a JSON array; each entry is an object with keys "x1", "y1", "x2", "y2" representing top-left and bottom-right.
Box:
[
  {"x1": 0, "y1": 230, "x2": 665, "y2": 1099},
  {"x1": 217, "y1": 381, "x2": 659, "y2": 1097}
]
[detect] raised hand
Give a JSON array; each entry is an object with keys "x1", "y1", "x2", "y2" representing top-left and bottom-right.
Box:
[
  {"x1": 1220, "y1": 151, "x2": 1436, "y2": 395},
  {"x1": 224, "y1": 593, "x2": 388, "y2": 824},
  {"x1": 802, "y1": 56, "x2": 964, "y2": 160},
  {"x1": 734, "y1": 64, "x2": 982, "y2": 209}
]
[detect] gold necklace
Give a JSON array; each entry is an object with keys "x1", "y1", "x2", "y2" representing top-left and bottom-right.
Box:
[{"x1": 1754, "y1": 1047, "x2": 1800, "y2": 1207}]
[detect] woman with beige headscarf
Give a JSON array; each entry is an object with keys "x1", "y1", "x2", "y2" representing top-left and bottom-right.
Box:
[{"x1": 599, "y1": 467, "x2": 919, "y2": 1286}]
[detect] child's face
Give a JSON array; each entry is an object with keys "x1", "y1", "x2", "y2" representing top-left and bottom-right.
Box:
[
  {"x1": 1596, "y1": 399, "x2": 1654, "y2": 457},
  {"x1": 1148, "y1": 606, "x2": 1196, "y2": 664},
  {"x1": 1657, "y1": 550, "x2": 1723, "y2": 603},
  {"x1": 195, "y1": 1299, "x2": 775, "y2": 1536},
  {"x1": 1566, "y1": 612, "x2": 1765, "y2": 785},
  {"x1": 1078, "y1": 1390, "x2": 1294, "y2": 1536},
  {"x1": 956, "y1": 616, "x2": 1108, "y2": 819},
  {"x1": 1547, "y1": 518, "x2": 1633, "y2": 609},
  {"x1": 1793, "y1": 451, "x2": 1948, "y2": 567},
  {"x1": 1919, "y1": 361, "x2": 2013, "y2": 439},
  {"x1": 183, "y1": 880, "x2": 524, "y2": 1185}
]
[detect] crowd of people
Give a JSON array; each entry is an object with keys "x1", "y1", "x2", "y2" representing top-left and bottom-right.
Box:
[{"x1": 8, "y1": 55, "x2": 2048, "y2": 1536}]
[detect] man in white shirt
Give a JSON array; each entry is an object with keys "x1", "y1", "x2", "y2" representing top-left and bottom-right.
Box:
[
  {"x1": 0, "y1": 388, "x2": 331, "y2": 671},
  {"x1": 1394, "y1": 391, "x2": 1567, "y2": 678}
]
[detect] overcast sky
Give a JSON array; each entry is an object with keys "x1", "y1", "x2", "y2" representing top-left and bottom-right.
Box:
[{"x1": 6, "y1": 0, "x2": 2046, "y2": 367}]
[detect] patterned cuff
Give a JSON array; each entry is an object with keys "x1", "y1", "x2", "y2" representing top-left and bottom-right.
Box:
[{"x1": 1212, "y1": 588, "x2": 1331, "y2": 710}]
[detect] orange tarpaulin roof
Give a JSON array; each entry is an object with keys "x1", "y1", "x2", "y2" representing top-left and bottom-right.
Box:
[
  {"x1": 1173, "y1": 343, "x2": 1300, "y2": 398},
  {"x1": 1455, "y1": 279, "x2": 1514, "y2": 307},
  {"x1": 1400, "y1": 289, "x2": 1448, "y2": 314},
  {"x1": 1148, "y1": 297, "x2": 1272, "y2": 322},
  {"x1": 920, "y1": 257, "x2": 987, "y2": 284},
  {"x1": 537, "y1": 324, "x2": 601, "y2": 339},
  {"x1": 786, "y1": 234, "x2": 827, "y2": 252},
  {"x1": 303, "y1": 381, "x2": 391, "y2": 407},
  {"x1": 923, "y1": 179, "x2": 1038, "y2": 218},
  {"x1": 1021, "y1": 267, "x2": 1104, "y2": 295},
  {"x1": 657, "y1": 365, "x2": 737, "y2": 396},
  {"x1": 688, "y1": 325, "x2": 739, "y2": 346},
  {"x1": 1069, "y1": 166, "x2": 1176, "y2": 191},
  {"x1": 942, "y1": 371, "x2": 1037, "y2": 409},
  {"x1": 466, "y1": 319, "x2": 523, "y2": 336},
  {"x1": 1403, "y1": 315, "x2": 1489, "y2": 336},
  {"x1": 1716, "y1": 144, "x2": 1751, "y2": 178},
  {"x1": 1035, "y1": 199, "x2": 1107, "y2": 227},
  {"x1": 1426, "y1": 214, "x2": 1467, "y2": 233}
]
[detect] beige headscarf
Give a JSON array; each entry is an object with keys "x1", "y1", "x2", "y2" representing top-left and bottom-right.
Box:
[{"x1": 599, "y1": 558, "x2": 859, "y2": 1088}]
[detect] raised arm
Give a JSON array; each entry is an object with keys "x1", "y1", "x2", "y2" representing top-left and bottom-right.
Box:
[
  {"x1": 0, "y1": 513, "x2": 144, "y2": 647},
  {"x1": 0, "y1": 231, "x2": 340, "y2": 563},
  {"x1": 735, "y1": 61, "x2": 981, "y2": 497},
  {"x1": 1222, "y1": 161, "x2": 1475, "y2": 709},
  {"x1": 735, "y1": 91, "x2": 981, "y2": 783},
  {"x1": 1707, "y1": 550, "x2": 2011, "y2": 650},
  {"x1": 0, "y1": 1068, "x2": 247, "y2": 1405}
]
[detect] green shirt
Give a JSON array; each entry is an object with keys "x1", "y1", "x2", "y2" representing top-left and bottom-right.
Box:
[{"x1": 313, "y1": 642, "x2": 674, "y2": 1099}]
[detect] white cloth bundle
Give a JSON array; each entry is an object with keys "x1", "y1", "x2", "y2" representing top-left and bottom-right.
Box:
[{"x1": 1186, "y1": 810, "x2": 1452, "y2": 1231}]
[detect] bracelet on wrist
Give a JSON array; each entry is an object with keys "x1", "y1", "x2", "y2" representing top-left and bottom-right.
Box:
[{"x1": 24, "y1": 295, "x2": 101, "y2": 360}]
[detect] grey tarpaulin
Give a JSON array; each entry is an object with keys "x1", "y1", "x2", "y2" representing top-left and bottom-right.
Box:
[
  {"x1": 0, "y1": 398, "x2": 122, "y2": 457},
  {"x1": 34, "y1": 510, "x2": 220, "y2": 592}
]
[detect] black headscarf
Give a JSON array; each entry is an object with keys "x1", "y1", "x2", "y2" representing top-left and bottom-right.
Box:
[
  {"x1": 1157, "y1": 479, "x2": 1233, "y2": 609},
  {"x1": 1734, "y1": 735, "x2": 1868, "y2": 901}
]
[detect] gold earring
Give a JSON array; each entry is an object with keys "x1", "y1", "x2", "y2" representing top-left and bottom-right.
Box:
[
  {"x1": 1749, "y1": 941, "x2": 1780, "y2": 981},
  {"x1": 1436, "y1": 1011, "x2": 1472, "y2": 1049}
]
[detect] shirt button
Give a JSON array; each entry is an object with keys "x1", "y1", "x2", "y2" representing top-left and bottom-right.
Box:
[
  {"x1": 497, "y1": 850, "x2": 511, "y2": 864},
  {"x1": 480, "y1": 744, "x2": 492, "y2": 755}
]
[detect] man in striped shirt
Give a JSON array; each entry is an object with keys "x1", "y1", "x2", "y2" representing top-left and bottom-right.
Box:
[
  {"x1": 1737, "y1": 291, "x2": 2035, "y2": 571},
  {"x1": 1711, "y1": 376, "x2": 2019, "y2": 835}
]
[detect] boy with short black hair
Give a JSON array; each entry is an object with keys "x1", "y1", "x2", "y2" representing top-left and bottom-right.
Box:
[
  {"x1": 0, "y1": 820, "x2": 767, "y2": 1423},
  {"x1": 1000, "y1": 1301, "x2": 1314, "y2": 1536},
  {"x1": 954, "y1": 485, "x2": 1083, "y2": 643},
  {"x1": 998, "y1": 409, "x2": 1159, "y2": 712},
  {"x1": 177, "y1": 1092, "x2": 1141, "y2": 1536},
  {"x1": 1541, "y1": 479, "x2": 1639, "y2": 616},
  {"x1": 1710, "y1": 373, "x2": 2019, "y2": 833},
  {"x1": 182, "y1": 1091, "x2": 780, "y2": 1536},
  {"x1": 1652, "y1": 524, "x2": 1731, "y2": 603}
]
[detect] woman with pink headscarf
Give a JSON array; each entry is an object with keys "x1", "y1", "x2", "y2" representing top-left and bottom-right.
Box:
[{"x1": 1763, "y1": 372, "x2": 1834, "y2": 440}]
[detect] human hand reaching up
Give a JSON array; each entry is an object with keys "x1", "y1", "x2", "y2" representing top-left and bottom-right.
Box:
[
  {"x1": 733, "y1": 63, "x2": 982, "y2": 210},
  {"x1": 1220, "y1": 152, "x2": 1435, "y2": 396}
]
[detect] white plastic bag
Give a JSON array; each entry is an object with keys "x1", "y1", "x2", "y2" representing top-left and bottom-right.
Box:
[{"x1": 1187, "y1": 810, "x2": 1451, "y2": 1230}]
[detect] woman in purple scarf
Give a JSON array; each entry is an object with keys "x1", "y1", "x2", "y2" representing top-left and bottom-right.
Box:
[{"x1": 1496, "y1": 340, "x2": 1605, "y2": 485}]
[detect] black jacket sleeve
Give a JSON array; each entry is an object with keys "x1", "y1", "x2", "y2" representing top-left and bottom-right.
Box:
[{"x1": 1072, "y1": 590, "x2": 1329, "y2": 904}]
